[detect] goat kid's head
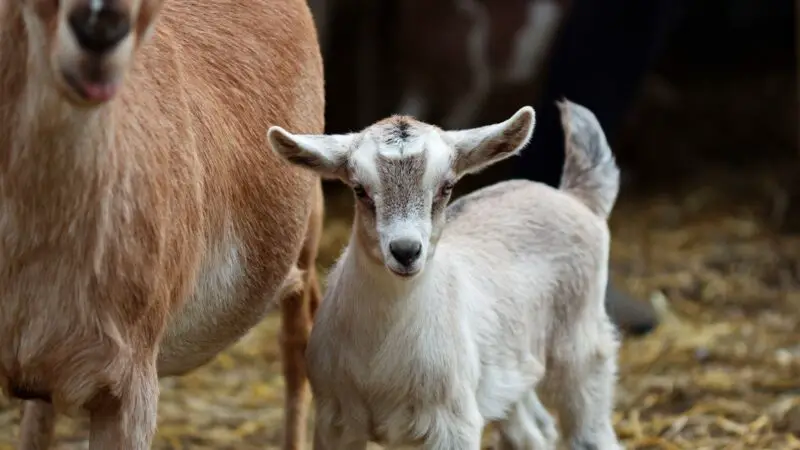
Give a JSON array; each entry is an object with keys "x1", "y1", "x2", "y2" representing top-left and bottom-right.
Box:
[
  {"x1": 20, "y1": 0, "x2": 162, "y2": 106},
  {"x1": 268, "y1": 107, "x2": 535, "y2": 279}
]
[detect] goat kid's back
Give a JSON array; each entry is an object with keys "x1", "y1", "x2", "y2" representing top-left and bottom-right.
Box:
[
  {"x1": 441, "y1": 101, "x2": 622, "y2": 450},
  {"x1": 445, "y1": 100, "x2": 621, "y2": 326}
]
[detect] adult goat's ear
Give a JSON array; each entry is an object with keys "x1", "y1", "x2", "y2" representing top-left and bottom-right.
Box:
[
  {"x1": 267, "y1": 126, "x2": 355, "y2": 179},
  {"x1": 444, "y1": 106, "x2": 536, "y2": 177}
]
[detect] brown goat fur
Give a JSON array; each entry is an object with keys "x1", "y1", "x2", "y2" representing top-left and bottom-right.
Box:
[{"x1": 0, "y1": 0, "x2": 324, "y2": 448}]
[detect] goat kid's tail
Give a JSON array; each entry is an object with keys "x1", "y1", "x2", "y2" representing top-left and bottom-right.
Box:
[{"x1": 557, "y1": 100, "x2": 621, "y2": 220}]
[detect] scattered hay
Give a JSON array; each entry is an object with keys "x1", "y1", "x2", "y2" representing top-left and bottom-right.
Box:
[{"x1": 1, "y1": 183, "x2": 799, "y2": 449}]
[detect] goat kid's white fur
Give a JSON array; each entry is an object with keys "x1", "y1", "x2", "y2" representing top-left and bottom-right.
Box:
[{"x1": 269, "y1": 101, "x2": 623, "y2": 450}]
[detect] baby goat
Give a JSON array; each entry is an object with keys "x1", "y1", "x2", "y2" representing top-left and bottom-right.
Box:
[{"x1": 268, "y1": 100, "x2": 623, "y2": 450}]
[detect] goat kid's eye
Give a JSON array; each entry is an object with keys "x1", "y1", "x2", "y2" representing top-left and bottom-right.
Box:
[
  {"x1": 438, "y1": 181, "x2": 455, "y2": 198},
  {"x1": 353, "y1": 184, "x2": 373, "y2": 204}
]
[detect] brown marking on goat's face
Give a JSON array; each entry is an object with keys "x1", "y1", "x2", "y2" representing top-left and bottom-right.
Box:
[
  {"x1": 21, "y1": 0, "x2": 164, "y2": 106},
  {"x1": 376, "y1": 154, "x2": 427, "y2": 222},
  {"x1": 351, "y1": 151, "x2": 429, "y2": 275}
]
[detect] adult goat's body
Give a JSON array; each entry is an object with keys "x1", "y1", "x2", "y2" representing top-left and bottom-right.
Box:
[
  {"x1": 0, "y1": 0, "x2": 324, "y2": 448},
  {"x1": 270, "y1": 101, "x2": 621, "y2": 449}
]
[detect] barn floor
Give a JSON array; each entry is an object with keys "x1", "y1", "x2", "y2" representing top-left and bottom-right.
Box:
[{"x1": 2, "y1": 171, "x2": 800, "y2": 450}]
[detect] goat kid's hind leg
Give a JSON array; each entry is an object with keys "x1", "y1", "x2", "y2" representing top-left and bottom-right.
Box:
[
  {"x1": 423, "y1": 420, "x2": 483, "y2": 450},
  {"x1": 495, "y1": 392, "x2": 557, "y2": 450},
  {"x1": 281, "y1": 180, "x2": 325, "y2": 450},
  {"x1": 87, "y1": 361, "x2": 159, "y2": 450},
  {"x1": 423, "y1": 400, "x2": 484, "y2": 450},
  {"x1": 554, "y1": 320, "x2": 622, "y2": 450},
  {"x1": 19, "y1": 400, "x2": 56, "y2": 450}
]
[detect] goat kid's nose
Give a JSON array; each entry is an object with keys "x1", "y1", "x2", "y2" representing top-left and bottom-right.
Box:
[
  {"x1": 68, "y1": 4, "x2": 131, "y2": 54},
  {"x1": 389, "y1": 239, "x2": 422, "y2": 266}
]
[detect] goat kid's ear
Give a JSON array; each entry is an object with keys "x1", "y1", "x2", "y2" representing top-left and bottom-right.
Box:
[
  {"x1": 445, "y1": 106, "x2": 536, "y2": 176},
  {"x1": 267, "y1": 126, "x2": 355, "y2": 179}
]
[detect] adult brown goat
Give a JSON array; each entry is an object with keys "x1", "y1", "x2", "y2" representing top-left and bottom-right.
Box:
[{"x1": 0, "y1": 0, "x2": 324, "y2": 448}]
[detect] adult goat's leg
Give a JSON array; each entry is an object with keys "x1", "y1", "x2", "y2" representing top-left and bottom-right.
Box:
[
  {"x1": 304, "y1": 182, "x2": 324, "y2": 320},
  {"x1": 281, "y1": 180, "x2": 324, "y2": 450},
  {"x1": 19, "y1": 401, "x2": 56, "y2": 450},
  {"x1": 87, "y1": 361, "x2": 158, "y2": 450}
]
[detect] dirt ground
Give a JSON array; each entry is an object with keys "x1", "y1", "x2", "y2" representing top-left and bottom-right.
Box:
[{"x1": 2, "y1": 171, "x2": 800, "y2": 449}]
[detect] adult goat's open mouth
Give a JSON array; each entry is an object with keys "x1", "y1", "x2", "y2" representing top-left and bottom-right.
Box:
[{"x1": 62, "y1": 70, "x2": 119, "y2": 104}]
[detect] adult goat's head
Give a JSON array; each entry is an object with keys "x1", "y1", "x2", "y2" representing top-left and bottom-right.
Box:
[{"x1": 19, "y1": 0, "x2": 163, "y2": 106}]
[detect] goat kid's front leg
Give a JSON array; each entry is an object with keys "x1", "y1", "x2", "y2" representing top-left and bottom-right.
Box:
[
  {"x1": 312, "y1": 427, "x2": 367, "y2": 450},
  {"x1": 311, "y1": 403, "x2": 367, "y2": 450},
  {"x1": 494, "y1": 391, "x2": 558, "y2": 450},
  {"x1": 87, "y1": 361, "x2": 158, "y2": 450},
  {"x1": 19, "y1": 400, "x2": 56, "y2": 450}
]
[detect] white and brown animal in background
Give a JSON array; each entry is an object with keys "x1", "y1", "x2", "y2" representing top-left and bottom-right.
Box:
[
  {"x1": 319, "y1": 0, "x2": 568, "y2": 134},
  {"x1": 0, "y1": 0, "x2": 324, "y2": 448},
  {"x1": 394, "y1": 0, "x2": 567, "y2": 129},
  {"x1": 269, "y1": 100, "x2": 622, "y2": 450}
]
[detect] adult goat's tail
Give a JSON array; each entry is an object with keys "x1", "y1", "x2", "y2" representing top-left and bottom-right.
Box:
[{"x1": 557, "y1": 100, "x2": 621, "y2": 219}]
